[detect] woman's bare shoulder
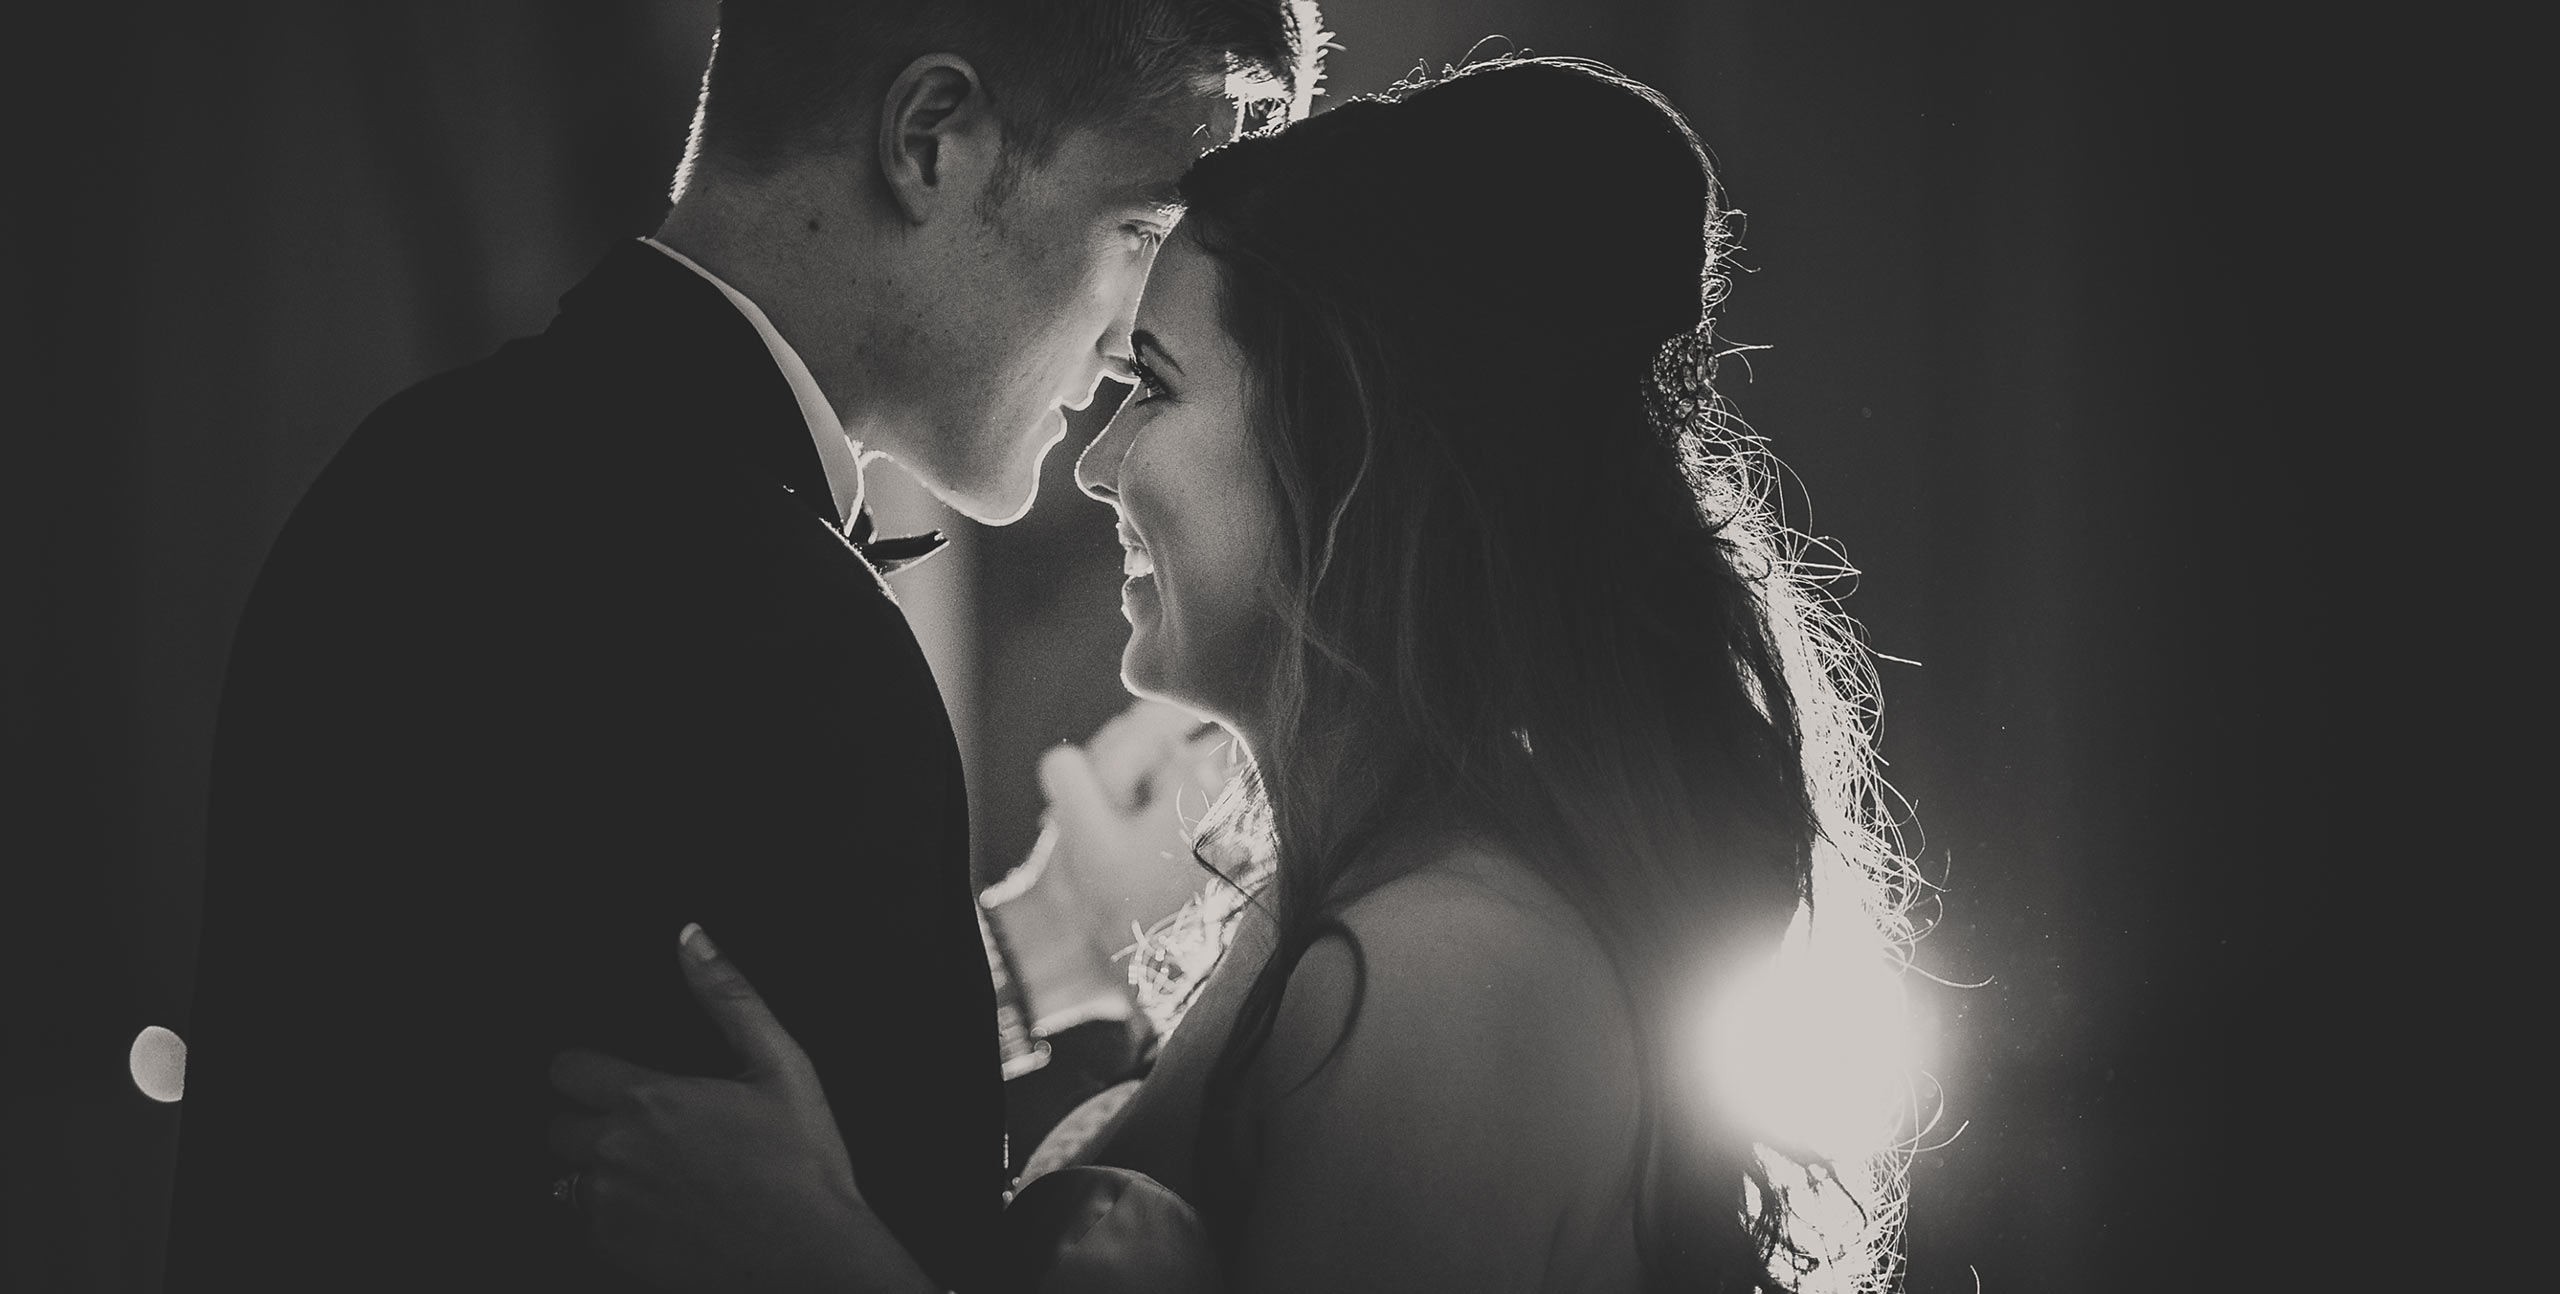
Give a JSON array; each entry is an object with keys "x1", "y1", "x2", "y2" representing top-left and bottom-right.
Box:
[
  {"x1": 1234, "y1": 839, "x2": 1647, "y2": 1290},
  {"x1": 1344, "y1": 839, "x2": 1622, "y2": 1001},
  {"x1": 1258, "y1": 838, "x2": 1639, "y2": 1120}
]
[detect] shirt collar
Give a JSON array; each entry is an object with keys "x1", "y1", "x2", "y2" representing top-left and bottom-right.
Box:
[{"x1": 639, "y1": 237, "x2": 865, "y2": 530}]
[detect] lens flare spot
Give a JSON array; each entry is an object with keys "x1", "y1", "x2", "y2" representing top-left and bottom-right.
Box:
[
  {"x1": 1698, "y1": 916, "x2": 1913, "y2": 1163},
  {"x1": 130, "y1": 1025, "x2": 187, "y2": 1103}
]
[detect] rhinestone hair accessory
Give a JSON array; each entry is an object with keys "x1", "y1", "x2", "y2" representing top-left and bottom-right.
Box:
[
  {"x1": 1644, "y1": 319, "x2": 1721, "y2": 437},
  {"x1": 1642, "y1": 199, "x2": 1752, "y2": 456}
]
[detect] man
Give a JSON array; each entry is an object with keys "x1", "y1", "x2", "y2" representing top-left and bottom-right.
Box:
[{"x1": 168, "y1": 3, "x2": 1305, "y2": 1288}]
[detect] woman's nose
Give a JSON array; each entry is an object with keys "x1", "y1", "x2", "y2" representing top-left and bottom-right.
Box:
[{"x1": 1075, "y1": 400, "x2": 1131, "y2": 502}]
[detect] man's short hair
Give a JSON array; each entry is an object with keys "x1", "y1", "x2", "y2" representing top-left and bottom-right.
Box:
[{"x1": 680, "y1": 0, "x2": 1310, "y2": 198}]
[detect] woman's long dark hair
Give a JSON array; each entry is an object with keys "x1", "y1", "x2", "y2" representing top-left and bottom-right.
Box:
[{"x1": 1158, "y1": 56, "x2": 1919, "y2": 1292}]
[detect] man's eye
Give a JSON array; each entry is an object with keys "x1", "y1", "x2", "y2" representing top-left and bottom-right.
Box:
[{"x1": 1125, "y1": 225, "x2": 1166, "y2": 256}]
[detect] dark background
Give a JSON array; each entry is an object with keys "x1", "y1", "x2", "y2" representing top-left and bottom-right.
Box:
[{"x1": 6, "y1": 2, "x2": 2297, "y2": 1289}]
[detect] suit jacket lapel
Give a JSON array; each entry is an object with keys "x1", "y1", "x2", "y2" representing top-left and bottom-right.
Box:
[{"x1": 547, "y1": 241, "x2": 846, "y2": 534}]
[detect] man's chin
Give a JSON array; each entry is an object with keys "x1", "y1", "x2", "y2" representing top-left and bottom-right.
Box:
[
  {"x1": 928, "y1": 464, "x2": 1042, "y2": 527},
  {"x1": 959, "y1": 419, "x2": 1071, "y2": 525},
  {"x1": 886, "y1": 413, "x2": 1064, "y2": 525},
  {"x1": 957, "y1": 487, "x2": 1038, "y2": 527}
]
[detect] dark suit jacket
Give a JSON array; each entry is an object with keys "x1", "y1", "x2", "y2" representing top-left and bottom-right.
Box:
[{"x1": 168, "y1": 243, "x2": 1004, "y2": 1291}]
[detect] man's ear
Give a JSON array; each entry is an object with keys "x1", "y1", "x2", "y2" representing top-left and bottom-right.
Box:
[{"x1": 877, "y1": 54, "x2": 999, "y2": 225}]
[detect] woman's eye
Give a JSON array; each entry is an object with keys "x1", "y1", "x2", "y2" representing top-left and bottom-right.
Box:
[
  {"x1": 1127, "y1": 354, "x2": 1171, "y2": 404},
  {"x1": 1124, "y1": 224, "x2": 1165, "y2": 256}
]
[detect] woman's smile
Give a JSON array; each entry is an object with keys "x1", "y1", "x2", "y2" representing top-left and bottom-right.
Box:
[
  {"x1": 1118, "y1": 524, "x2": 1158, "y2": 619},
  {"x1": 1118, "y1": 523, "x2": 1157, "y2": 580},
  {"x1": 1121, "y1": 564, "x2": 1159, "y2": 612}
]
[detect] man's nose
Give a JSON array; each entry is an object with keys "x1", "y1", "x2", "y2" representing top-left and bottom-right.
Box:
[{"x1": 1098, "y1": 269, "x2": 1145, "y2": 371}]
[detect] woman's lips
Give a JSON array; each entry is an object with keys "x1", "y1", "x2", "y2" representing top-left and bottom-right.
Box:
[{"x1": 1116, "y1": 521, "x2": 1154, "y2": 579}]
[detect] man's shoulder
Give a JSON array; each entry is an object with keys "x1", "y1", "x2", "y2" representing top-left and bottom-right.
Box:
[
  {"x1": 340, "y1": 334, "x2": 587, "y2": 468},
  {"x1": 280, "y1": 336, "x2": 581, "y2": 542},
  {"x1": 306, "y1": 337, "x2": 825, "y2": 556},
  {"x1": 256, "y1": 344, "x2": 908, "y2": 662}
]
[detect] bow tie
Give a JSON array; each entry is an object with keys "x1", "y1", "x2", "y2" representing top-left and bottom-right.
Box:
[{"x1": 848, "y1": 507, "x2": 948, "y2": 576}]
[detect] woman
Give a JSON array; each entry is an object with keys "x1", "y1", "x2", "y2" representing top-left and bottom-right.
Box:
[{"x1": 548, "y1": 56, "x2": 1919, "y2": 1293}]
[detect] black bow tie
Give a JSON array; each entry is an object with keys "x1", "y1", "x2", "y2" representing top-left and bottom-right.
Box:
[{"x1": 848, "y1": 508, "x2": 948, "y2": 575}]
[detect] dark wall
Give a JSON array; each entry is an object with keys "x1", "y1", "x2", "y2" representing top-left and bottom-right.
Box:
[
  {"x1": 9, "y1": 9, "x2": 721, "y2": 1291},
  {"x1": 6, "y1": 2, "x2": 2287, "y2": 1290}
]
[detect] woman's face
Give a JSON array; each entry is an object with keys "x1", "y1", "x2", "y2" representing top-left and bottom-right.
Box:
[{"x1": 1074, "y1": 232, "x2": 1284, "y2": 729}]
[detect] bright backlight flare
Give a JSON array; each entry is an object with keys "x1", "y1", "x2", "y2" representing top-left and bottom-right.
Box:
[
  {"x1": 1698, "y1": 914, "x2": 1914, "y2": 1163},
  {"x1": 130, "y1": 1025, "x2": 186, "y2": 1103}
]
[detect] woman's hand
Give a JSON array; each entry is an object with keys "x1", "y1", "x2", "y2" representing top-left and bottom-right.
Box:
[
  {"x1": 548, "y1": 924, "x2": 936, "y2": 1294},
  {"x1": 1037, "y1": 700, "x2": 1235, "y2": 942},
  {"x1": 983, "y1": 701, "x2": 1233, "y2": 1031}
]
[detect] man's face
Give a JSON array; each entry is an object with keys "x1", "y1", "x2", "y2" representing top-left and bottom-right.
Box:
[{"x1": 891, "y1": 109, "x2": 1214, "y2": 525}]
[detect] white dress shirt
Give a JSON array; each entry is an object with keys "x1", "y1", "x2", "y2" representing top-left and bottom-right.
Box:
[{"x1": 641, "y1": 237, "x2": 865, "y2": 530}]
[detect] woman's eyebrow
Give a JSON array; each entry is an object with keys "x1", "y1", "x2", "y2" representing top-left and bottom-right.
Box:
[
  {"x1": 1132, "y1": 328, "x2": 1184, "y2": 376},
  {"x1": 1114, "y1": 177, "x2": 1186, "y2": 226}
]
